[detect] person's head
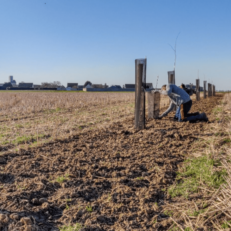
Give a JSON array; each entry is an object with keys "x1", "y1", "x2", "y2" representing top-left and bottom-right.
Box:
[
  {"x1": 180, "y1": 84, "x2": 186, "y2": 89},
  {"x1": 161, "y1": 85, "x2": 166, "y2": 91}
]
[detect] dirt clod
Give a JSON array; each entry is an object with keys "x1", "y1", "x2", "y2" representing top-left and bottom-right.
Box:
[{"x1": 0, "y1": 214, "x2": 9, "y2": 223}]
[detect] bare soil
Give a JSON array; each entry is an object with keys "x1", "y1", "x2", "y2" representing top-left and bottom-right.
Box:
[{"x1": 0, "y1": 95, "x2": 223, "y2": 231}]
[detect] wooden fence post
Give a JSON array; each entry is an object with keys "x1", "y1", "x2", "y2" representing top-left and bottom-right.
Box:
[
  {"x1": 196, "y1": 79, "x2": 200, "y2": 101},
  {"x1": 208, "y1": 83, "x2": 211, "y2": 97},
  {"x1": 135, "y1": 59, "x2": 146, "y2": 130},
  {"x1": 213, "y1": 85, "x2": 216, "y2": 96},
  {"x1": 203, "y1": 81, "x2": 207, "y2": 99},
  {"x1": 168, "y1": 70, "x2": 176, "y2": 109},
  {"x1": 168, "y1": 71, "x2": 175, "y2": 85}
]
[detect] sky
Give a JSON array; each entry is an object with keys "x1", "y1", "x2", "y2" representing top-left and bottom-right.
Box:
[{"x1": 0, "y1": 0, "x2": 230, "y2": 90}]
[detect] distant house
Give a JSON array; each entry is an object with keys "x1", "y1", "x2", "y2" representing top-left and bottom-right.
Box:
[
  {"x1": 125, "y1": 83, "x2": 153, "y2": 89},
  {"x1": 145, "y1": 83, "x2": 153, "y2": 89},
  {"x1": 92, "y1": 84, "x2": 108, "y2": 88},
  {"x1": 18, "y1": 83, "x2": 33, "y2": 88},
  {"x1": 0, "y1": 84, "x2": 4, "y2": 90},
  {"x1": 125, "y1": 84, "x2": 135, "y2": 89},
  {"x1": 67, "y1": 83, "x2": 78, "y2": 88},
  {"x1": 109, "y1": 85, "x2": 122, "y2": 89},
  {"x1": 0, "y1": 82, "x2": 13, "y2": 90},
  {"x1": 34, "y1": 85, "x2": 41, "y2": 90},
  {"x1": 85, "y1": 84, "x2": 92, "y2": 88},
  {"x1": 57, "y1": 85, "x2": 66, "y2": 90},
  {"x1": 77, "y1": 85, "x2": 84, "y2": 89}
]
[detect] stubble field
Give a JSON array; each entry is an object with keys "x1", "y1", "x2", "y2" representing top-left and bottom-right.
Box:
[{"x1": 0, "y1": 91, "x2": 229, "y2": 231}]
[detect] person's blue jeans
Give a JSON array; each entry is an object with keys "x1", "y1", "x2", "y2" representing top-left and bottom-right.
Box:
[{"x1": 175, "y1": 100, "x2": 201, "y2": 122}]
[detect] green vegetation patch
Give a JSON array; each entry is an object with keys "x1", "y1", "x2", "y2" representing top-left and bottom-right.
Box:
[
  {"x1": 55, "y1": 174, "x2": 69, "y2": 183},
  {"x1": 59, "y1": 223, "x2": 82, "y2": 231},
  {"x1": 221, "y1": 221, "x2": 231, "y2": 229},
  {"x1": 13, "y1": 134, "x2": 45, "y2": 145},
  {"x1": 86, "y1": 205, "x2": 93, "y2": 213},
  {"x1": 168, "y1": 155, "x2": 227, "y2": 198},
  {"x1": 212, "y1": 107, "x2": 222, "y2": 115}
]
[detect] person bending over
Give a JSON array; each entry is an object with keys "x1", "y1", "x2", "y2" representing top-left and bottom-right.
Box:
[
  {"x1": 172, "y1": 83, "x2": 199, "y2": 120},
  {"x1": 158, "y1": 84, "x2": 208, "y2": 122}
]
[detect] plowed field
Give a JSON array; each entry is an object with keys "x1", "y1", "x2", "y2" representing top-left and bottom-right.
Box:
[{"x1": 0, "y1": 95, "x2": 223, "y2": 231}]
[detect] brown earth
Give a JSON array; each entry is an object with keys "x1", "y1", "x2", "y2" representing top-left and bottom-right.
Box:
[{"x1": 0, "y1": 95, "x2": 223, "y2": 231}]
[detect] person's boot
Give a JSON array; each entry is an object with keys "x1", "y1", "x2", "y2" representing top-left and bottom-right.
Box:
[
  {"x1": 173, "y1": 116, "x2": 178, "y2": 121},
  {"x1": 186, "y1": 112, "x2": 200, "y2": 117},
  {"x1": 199, "y1": 113, "x2": 208, "y2": 122}
]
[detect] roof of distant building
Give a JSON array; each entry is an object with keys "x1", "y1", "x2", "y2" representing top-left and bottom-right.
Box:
[
  {"x1": 125, "y1": 84, "x2": 135, "y2": 89},
  {"x1": 145, "y1": 83, "x2": 153, "y2": 88},
  {"x1": 92, "y1": 84, "x2": 107, "y2": 88},
  {"x1": 109, "y1": 85, "x2": 121, "y2": 89},
  {"x1": 67, "y1": 83, "x2": 78, "y2": 88},
  {"x1": 18, "y1": 83, "x2": 33, "y2": 88}
]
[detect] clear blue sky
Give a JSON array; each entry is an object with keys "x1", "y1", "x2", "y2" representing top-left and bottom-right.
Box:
[{"x1": 0, "y1": 0, "x2": 230, "y2": 90}]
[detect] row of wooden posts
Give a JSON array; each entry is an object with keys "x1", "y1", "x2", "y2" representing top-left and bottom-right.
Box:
[{"x1": 134, "y1": 59, "x2": 216, "y2": 130}]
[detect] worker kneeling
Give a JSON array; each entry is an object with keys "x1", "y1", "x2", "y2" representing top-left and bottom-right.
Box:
[{"x1": 157, "y1": 84, "x2": 208, "y2": 122}]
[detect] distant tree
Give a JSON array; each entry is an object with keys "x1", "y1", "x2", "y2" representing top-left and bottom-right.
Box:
[{"x1": 83, "y1": 81, "x2": 92, "y2": 88}]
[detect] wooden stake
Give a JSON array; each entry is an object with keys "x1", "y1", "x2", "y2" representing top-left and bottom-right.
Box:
[
  {"x1": 147, "y1": 91, "x2": 160, "y2": 119},
  {"x1": 203, "y1": 81, "x2": 207, "y2": 99},
  {"x1": 168, "y1": 71, "x2": 175, "y2": 85},
  {"x1": 196, "y1": 79, "x2": 200, "y2": 101},
  {"x1": 135, "y1": 59, "x2": 146, "y2": 130}
]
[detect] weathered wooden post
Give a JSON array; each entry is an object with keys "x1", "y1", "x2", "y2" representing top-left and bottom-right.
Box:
[
  {"x1": 196, "y1": 79, "x2": 200, "y2": 101},
  {"x1": 135, "y1": 59, "x2": 146, "y2": 130},
  {"x1": 213, "y1": 85, "x2": 216, "y2": 96},
  {"x1": 168, "y1": 71, "x2": 176, "y2": 109},
  {"x1": 203, "y1": 81, "x2": 207, "y2": 99},
  {"x1": 208, "y1": 83, "x2": 211, "y2": 97},
  {"x1": 147, "y1": 91, "x2": 160, "y2": 119},
  {"x1": 168, "y1": 71, "x2": 175, "y2": 85}
]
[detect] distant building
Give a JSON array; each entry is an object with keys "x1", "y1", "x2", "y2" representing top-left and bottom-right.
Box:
[
  {"x1": 9, "y1": 76, "x2": 13, "y2": 83},
  {"x1": 78, "y1": 85, "x2": 84, "y2": 89},
  {"x1": 67, "y1": 83, "x2": 78, "y2": 88},
  {"x1": 0, "y1": 82, "x2": 13, "y2": 90},
  {"x1": 8, "y1": 76, "x2": 17, "y2": 86},
  {"x1": 145, "y1": 83, "x2": 153, "y2": 89},
  {"x1": 34, "y1": 85, "x2": 41, "y2": 90},
  {"x1": 92, "y1": 84, "x2": 108, "y2": 88},
  {"x1": 109, "y1": 85, "x2": 122, "y2": 89},
  {"x1": 125, "y1": 84, "x2": 135, "y2": 89},
  {"x1": 18, "y1": 83, "x2": 33, "y2": 88},
  {"x1": 125, "y1": 83, "x2": 153, "y2": 89}
]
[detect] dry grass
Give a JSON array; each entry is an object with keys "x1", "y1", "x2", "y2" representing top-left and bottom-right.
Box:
[{"x1": 0, "y1": 91, "x2": 173, "y2": 151}]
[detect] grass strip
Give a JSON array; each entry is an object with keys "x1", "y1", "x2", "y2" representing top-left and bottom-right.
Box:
[{"x1": 168, "y1": 155, "x2": 227, "y2": 198}]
